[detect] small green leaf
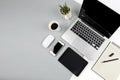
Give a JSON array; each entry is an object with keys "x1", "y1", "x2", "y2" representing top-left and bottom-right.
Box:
[{"x1": 59, "y1": 2, "x2": 70, "y2": 15}]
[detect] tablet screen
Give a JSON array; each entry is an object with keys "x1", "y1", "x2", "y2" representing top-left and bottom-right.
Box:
[{"x1": 58, "y1": 48, "x2": 88, "y2": 76}]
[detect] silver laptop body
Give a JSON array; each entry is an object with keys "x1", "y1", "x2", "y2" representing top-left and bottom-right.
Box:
[{"x1": 62, "y1": 18, "x2": 110, "y2": 60}]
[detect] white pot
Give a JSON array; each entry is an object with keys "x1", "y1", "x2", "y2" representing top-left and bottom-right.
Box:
[{"x1": 63, "y1": 11, "x2": 72, "y2": 20}]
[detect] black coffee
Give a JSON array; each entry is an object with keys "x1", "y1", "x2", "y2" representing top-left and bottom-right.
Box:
[{"x1": 51, "y1": 23, "x2": 58, "y2": 30}]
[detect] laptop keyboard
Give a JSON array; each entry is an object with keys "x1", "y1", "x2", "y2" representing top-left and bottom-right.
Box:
[{"x1": 71, "y1": 20, "x2": 105, "y2": 50}]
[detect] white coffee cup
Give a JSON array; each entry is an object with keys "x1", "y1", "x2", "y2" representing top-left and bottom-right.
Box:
[{"x1": 48, "y1": 21, "x2": 61, "y2": 31}]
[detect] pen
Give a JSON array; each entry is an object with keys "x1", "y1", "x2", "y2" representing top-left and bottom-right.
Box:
[
  {"x1": 109, "y1": 53, "x2": 114, "y2": 57},
  {"x1": 102, "y1": 58, "x2": 119, "y2": 63}
]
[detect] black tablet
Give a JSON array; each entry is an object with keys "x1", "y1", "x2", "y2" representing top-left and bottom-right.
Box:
[{"x1": 58, "y1": 47, "x2": 88, "y2": 76}]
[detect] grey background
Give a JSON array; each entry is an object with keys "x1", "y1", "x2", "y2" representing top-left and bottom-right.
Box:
[{"x1": 0, "y1": 0, "x2": 80, "y2": 80}]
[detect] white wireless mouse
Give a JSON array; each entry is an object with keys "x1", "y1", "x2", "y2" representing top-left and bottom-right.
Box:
[{"x1": 42, "y1": 35, "x2": 55, "y2": 48}]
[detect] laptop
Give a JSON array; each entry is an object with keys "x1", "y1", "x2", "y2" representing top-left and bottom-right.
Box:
[{"x1": 62, "y1": 0, "x2": 120, "y2": 60}]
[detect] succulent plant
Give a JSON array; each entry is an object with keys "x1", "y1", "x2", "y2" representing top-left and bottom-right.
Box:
[{"x1": 59, "y1": 3, "x2": 70, "y2": 15}]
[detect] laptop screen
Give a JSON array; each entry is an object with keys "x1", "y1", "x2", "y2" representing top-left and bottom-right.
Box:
[{"x1": 79, "y1": 0, "x2": 120, "y2": 38}]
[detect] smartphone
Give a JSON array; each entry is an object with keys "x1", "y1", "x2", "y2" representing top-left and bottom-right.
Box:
[{"x1": 50, "y1": 41, "x2": 64, "y2": 56}]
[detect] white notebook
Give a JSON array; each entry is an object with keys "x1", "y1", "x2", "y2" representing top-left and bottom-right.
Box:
[{"x1": 92, "y1": 42, "x2": 120, "y2": 80}]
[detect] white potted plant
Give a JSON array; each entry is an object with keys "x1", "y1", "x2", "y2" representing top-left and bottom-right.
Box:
[{"x1": 59, "y1": 3, "x2": 72, "y2": 20}]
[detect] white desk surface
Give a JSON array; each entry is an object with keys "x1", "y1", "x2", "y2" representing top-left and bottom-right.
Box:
[{"x1": 0, "y1": 0, "x2": 120, "y2": 80}]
